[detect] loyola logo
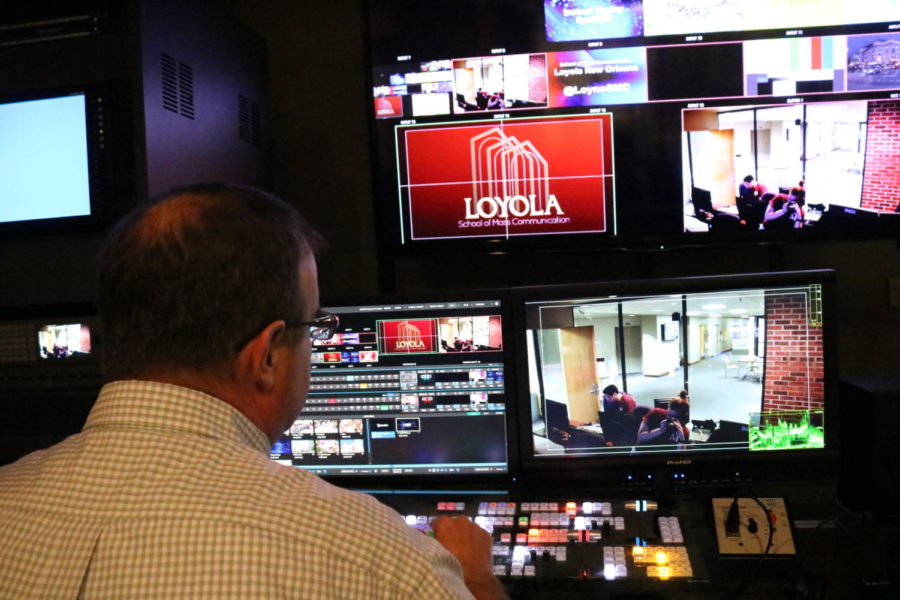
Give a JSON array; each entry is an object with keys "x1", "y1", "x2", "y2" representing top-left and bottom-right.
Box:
[
  {"x1": 463, "y1": 127, "x2": 565, "y2": 221},
  {"x1": 375, "y1": 97, "x2": 396, "y2": 116},
  {"x1": 464, "y1": 194, "x2": 564, "y2": 219},
  {"x1": 394, "y1": 321, "x2": 426, "y2": 350},
  {"x1": 378, "y1": 319, "x2": 435, "y2": 354},
  {"x1": 400, "y1": 114, "x2": 611, "y2": 240}
]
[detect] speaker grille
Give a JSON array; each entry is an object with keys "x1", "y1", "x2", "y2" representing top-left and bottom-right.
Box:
[
  {"x1": 161, "y1": 53, "x2": 195, "y2": 119},
  {"x1": 238, "y1": 94, "x2": 262, "y2": 147},
  {"x1": 161, "y1": 53, "x2": 178, "y2": 113},
  {"x1": 177, "y1": 62, "x2": 194, "y2": 119}
]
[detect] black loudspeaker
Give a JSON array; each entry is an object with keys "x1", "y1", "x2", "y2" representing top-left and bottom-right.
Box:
[{"x1": 839, "y1": 377, "x2": 900, "y2": 516}]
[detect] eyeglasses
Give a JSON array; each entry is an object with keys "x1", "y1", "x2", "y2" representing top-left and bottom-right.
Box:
[{"x1": 287, "y1": 311, "x2": 339, "y2": 341}]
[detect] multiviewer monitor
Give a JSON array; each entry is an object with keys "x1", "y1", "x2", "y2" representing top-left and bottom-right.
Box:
[
  {"x1": 270, "y1": 295, "x2": 515, "y2": 480},
  {"x1": 365, "y1": 0, "x2": 900, "y2": 252},
  {"x1": 514, "y1": 270, "x2": 838, "y2": 486}
]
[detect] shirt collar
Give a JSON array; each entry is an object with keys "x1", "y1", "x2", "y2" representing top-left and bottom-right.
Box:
[{"x1": 84, "y1": 380, "x2": 272, "y2": 454}]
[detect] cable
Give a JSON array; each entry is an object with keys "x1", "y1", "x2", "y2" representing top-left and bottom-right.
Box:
[{"x1": 728, "y1": 497, "x2": 776, "y2": 600}]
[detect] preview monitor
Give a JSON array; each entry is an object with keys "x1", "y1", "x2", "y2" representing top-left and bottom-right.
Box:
[
  {"x1": 36, "y1": 322, "x2": 93, "y2": 360},
  {"x1": 365, "y1": 0, "x2": 900, "y2": 253},
  {"x1": 514, "y1": 270, "x2": 837, "y2": 487},
  {"x1": 0, "y1": 85, "x2": 130, "y2": 236},
  {"x1": 270, "y1": 295, "x2": 515, "y2": 481},
  {"x1": 0, "y1": 307, "x2": 99, "y2": 366}
]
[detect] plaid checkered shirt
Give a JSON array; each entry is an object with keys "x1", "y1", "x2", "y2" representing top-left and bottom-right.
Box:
[{"x1": 0, "y1": 380, "x2": 475, "y2": 599}]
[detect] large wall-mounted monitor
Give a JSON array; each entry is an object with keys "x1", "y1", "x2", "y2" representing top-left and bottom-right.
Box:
[
  {"x1": 513, "y1": 270, "x2": 838, "y2": 488},
  {"x1": 365, "y1": 0, "x2": 900, "y2": 254},
  {"x1": 0, "y1": 94, "x2": 90, "y2": 224},
  {"x1": 0, "y1": 84, "x2": 132, "y2": 236},
  {"x1": 269, "y1": 294, "x2": 517, "y2": 484}
]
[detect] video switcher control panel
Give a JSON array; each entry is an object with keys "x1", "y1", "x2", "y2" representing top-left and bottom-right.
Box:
[{"x1": 371, "y1": 491, "x2": 716, "y2": 596}]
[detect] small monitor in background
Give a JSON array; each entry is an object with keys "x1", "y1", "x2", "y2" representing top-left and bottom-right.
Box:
[
  {"x1": 815, "y1": 204, "x2": 880, "y2": 233},
  {"x1": 0, "y1": 309, "x2": 99, "y2": 366},
  {"x1": 707, "y1": 419, "x2": 750, "y2": 445},
  {"x1": 0, "y1": 305, "x2": 102, "y2": 467},
  {"x1": 37, "y1": 323, "x2": 92, "y2": 359}
]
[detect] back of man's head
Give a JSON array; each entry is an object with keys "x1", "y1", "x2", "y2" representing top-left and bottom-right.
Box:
[
  {"x1": 602, "y1": 384, "x2": 619, "y2": 396},
  {"x1": 98, "y1": 183, "x2": 321, "y2": 380}
]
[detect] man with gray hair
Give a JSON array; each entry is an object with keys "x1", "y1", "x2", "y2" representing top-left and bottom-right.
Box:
[{"x1": 0, "y1": 183, "x2": 505, "y2": 600}]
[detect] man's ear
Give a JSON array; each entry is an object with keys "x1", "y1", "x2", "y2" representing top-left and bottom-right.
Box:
[{"x1": 235, "y1": 321, "x2": 287, "y2": 392}]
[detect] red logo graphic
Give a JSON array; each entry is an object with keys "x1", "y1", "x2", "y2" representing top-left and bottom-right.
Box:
[
  {"x1": 378, "y1": 319, "x2": 437, "y2": 354},
  {"x1": 398, "y1": 115, "x2": 613, "y2": 240},
  {"x1": 374, "y1": 96, "x2": 403, "y2": 118}
]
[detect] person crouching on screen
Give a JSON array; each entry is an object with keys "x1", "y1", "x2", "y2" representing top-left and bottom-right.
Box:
[
  {"x1": 764, "y1": 189, "x2": 804, "y2": 230},
  {"x1": 637, "y1": 407, "x2": 686, "y2": 448}
]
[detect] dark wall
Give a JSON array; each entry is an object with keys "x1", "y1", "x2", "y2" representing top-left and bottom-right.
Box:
[{"x1": 217, "y1": 0, "x2": 379, "y2": 297}]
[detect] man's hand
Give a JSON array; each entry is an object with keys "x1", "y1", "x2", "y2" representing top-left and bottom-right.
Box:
[{"x1": 431, "y1": 515, "x2": 507, "y2": 600}]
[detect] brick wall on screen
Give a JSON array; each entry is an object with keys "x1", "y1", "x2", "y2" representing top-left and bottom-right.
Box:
[
  {"x1": 861, "y1": 99, "x2": 900, "y2": 212},
  {"x1": 529, "y1": 54, "x2": 547, "y2": 104},
  {"x1": 762, "y1": 292, "x2": 825, "y2": 411}
]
